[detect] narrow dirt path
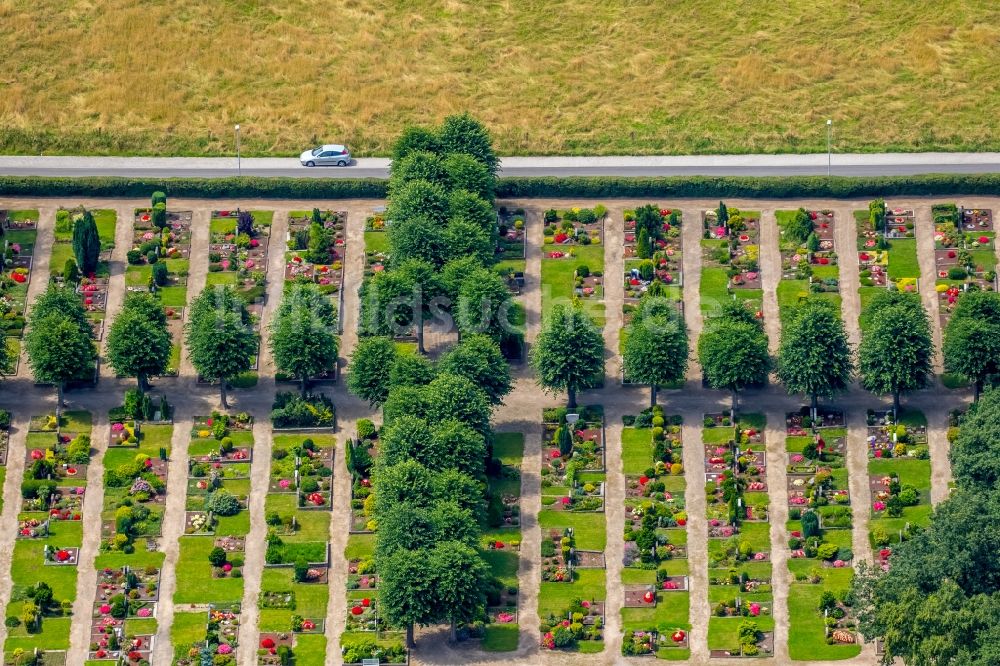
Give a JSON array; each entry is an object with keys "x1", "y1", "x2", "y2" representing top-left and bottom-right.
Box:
[
  {"x1": 680, "y1": 409, "x2": 710, "y2": 662},
  {"x1": 758, "y1": 208, "x2": 782, "y2": 354},
  {"x1": 764, "y1": 408, "x2": 790, "y2": 664},
  {"x1": 911, "y1": 204, "x2": 944, "y2": 375},
  {"x1": 98, "y1": 204, "x2": 135, "y2": 378},
  {"x1": 681, "y1": 206, "x2": 704, "y2": 381}
]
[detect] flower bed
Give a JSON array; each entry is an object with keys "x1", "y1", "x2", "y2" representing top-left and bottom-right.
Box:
[
  {"x1": 542, "y1": 206, "x2": 605, "y2": 247},
  {"x1": 0, "y1": 210, "x2": 38, "y2": 340},
  {"x1": 705, "y1": 412, "x2": 774, "y2": 656},
  {"x1": 497, "y1": 207, "x2": 527, "y2": 260},
  {"x1": 540, "y1": 599, "x2": 604, "y2": 652},
  {"x1": 866, "y1": 409, "x2": 931, "y2": 568},
  {"x1": 285, "y1": 208, "x2": 347, "y2": 335}
]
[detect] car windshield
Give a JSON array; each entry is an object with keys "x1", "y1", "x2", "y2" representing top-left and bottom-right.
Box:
[{"x1": 311, "y1": 146, "x2": 323, "y2": 156}]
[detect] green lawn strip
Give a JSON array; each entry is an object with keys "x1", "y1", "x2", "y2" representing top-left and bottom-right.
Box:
[
  {"x1": 787, "y1": 568, "x2": 861, "y2": 661},
  {"x1": 170, "y1": 611, "x2": 206, "y2": 662},
  {"x1": 538, "y1": 509, "x2": 606, "y2": 551},
  {"x1": 493, "y1": 433, "x2": 524, "y2": 467},
  {"x1": 258, "y1": 568, "x2": 329, "y2": 632},
  {"x1": 541, "y1": 244, "x2": 604, "y2": 325},
  {"x1": 886, "y1": 238, "x2": 920, "y2": 280},
  {"x1": 481, "y1": 624, "x2": 519, "y2": 651},
  {"x1": 290, "y1": 633, "x2": 327, "y2": 666},
  {"x1": 364, "y1": 231, "x2": 388, "y2": 254},
  {"x1": 173, "y1": 537, "x2": 244, "y2": 604},
  {"x1": 622, "y1": 427, "x2": 652, "y2": 476},
  {"x1": 539, "y1": 568, "x2": 606, "y2": 617}
]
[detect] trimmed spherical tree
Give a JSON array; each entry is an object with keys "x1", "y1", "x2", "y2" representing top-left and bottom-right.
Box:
[
  {"x1": 269, "y1": 283, "x2": 339, "y2": 396},
  {"x1": 106, "y1": 305, "x2": 171, "y2": 393},
  {"x1": 623, "y1": 299, "x2": 689, "y2": 407},
  {"x1": 26, "y1": 313, "x2": 96, "y2": 416},
  {"x1": 859, "y1": 301, "x2": 933, "y2": 417},
  {"x1": 531, "y1": 303, "x2": 605, "y2": 408},
  {"x1": 698, "y1": 319, "x2": 770, "y2": 414},
  {"x1": 185, "y1": 285, "x2": 257, "y2": 408},
  {"x1": 347, "y1": 336, "x2": 398, "y2": 407},
  {"x1": 777, "y1": 299, "x2": 853, "y2": 416}
]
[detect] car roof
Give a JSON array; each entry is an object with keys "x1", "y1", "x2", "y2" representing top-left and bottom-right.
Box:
[{"x1": 320, "y1": 144, "x2": 347, "y2": 151}]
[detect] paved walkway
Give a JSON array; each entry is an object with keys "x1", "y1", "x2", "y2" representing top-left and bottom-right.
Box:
[{"x1": 0, "y1": 193, "x2": 993, "y2": 666}]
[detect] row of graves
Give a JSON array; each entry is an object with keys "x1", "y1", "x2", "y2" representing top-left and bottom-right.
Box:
[
  {"x1": 538, "y1": 406, "x2": 607, "y2": 653},
  {"x1": 130, "y1": 193, "x2": 193, "y2": 375},
  {"x1": 620, "y1": 407, "x2": 691, "y2": 658},
  {"x1": 866, "y1": 409, "x2": 931, "y2": 572},
  {"x1": 623, "y1": 205, "x2": 684, "y2": 323},
  {"x1": 7, "y1": 411, "x2": 93, "y2": 662},
  {"x1": 857, "y1": 201, "x2": 919, "y2": 299},
  {"x1": 496, "y1": 206, "x2": 527, "y2": 295},
  {"x1": 0, "y1": 209, "x2": 37, "y2": 374},
  {"x1": 701, "y1": 204, "x2": 765, "y2": 321},
  {"x1": 540, "y1": 207, "x2": 606, "y2": 329},
  {"x1": 87, "y1": 393, "x2": 175, "y2": 662},
  {"x1": 256, "y1": 427, "x2": 336, "y2": 665},
  {"x1": 702, "y1": 412, "x2": 774, "y2": 658},
  {"x1": 342, "y1": 421, "x2": 408, "y2": 665},
  {"x1": 777, "y1": 208, "x2": 841, "y2": 320},
  {"x1": 931, "y1": 203, "x2": 997, "y2": 326},
  {"x1": 285, "y1": 208, "x2": 347, "y2": 331},
  {"x1": 784, "y1": 407, "x2": 861, "y2": 658},
  {"x1": 48, "y1": 207, "x2": 116, "y2": 348}
]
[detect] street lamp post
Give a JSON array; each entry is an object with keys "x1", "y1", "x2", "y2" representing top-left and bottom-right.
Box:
[
  {"x1": 826, "y1": 119, "x2": 832, "y2": 176},
  {"x1": 234, "y1": 124, "x2": 241, "y2": 176}
]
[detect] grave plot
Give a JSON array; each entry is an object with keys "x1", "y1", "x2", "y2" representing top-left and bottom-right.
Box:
[
  {"x1": 932, "y1": 203, "x2": 997, "y2": 326},
  {"x1": 128, "y1": 196, "x2": 192, "y2": 374},
  {"x1": 51, "y1": 208, "x2": 117, "y2": 283},
  {"x1": 172, "y1": 603, "x2": 241, "y2": 666},
  {"x1": 776, "y1": 208, "x2": 841, "y2": 323},
  {"x1": 258, "y1": 432, "x2": 335, "y2": 661},
  {"x1": 172, "y1": 412, "x2": 255, "y2": 640},
  {"x1": 341, "y1": 421, "x2": 409, "y2": 665},
  {"x1": 855, "y1": 203, "x2": 920, "y2": 314},
  {"x1": 538, "y1": 406, "x2": 606, "y2": 654},
  {"x1": 620, "y1": 408, "x2": 690, "y2": 659},
  {"x1": 207, "y1": 209, "x2": 272, "y2": 296},
  {"x1": 285, "y1": 208, "x2": 347, "y2": 333},
  {"x1": 866, "y1": 409, "x2": 931, "y2": 570},
  {"x1": 541, "y1": 205, "x2": 606, "y2": 326},
  {"x1": 88, "y1": 563, "x2": 162, "y2": 662},
  {"x1": 100, "y1": 409, "x2": 173, "y2": 551},
  {"x1": 363, "y1": 207, "x2": 389, "y2": 277},
  {"x1": 4, "y1": 411, "x2": 92, "y2": 661},
  {"x1": 784, "y1": 408, "x2": 860, "y2": 660},
  {"x1": 703, "y1": 412, "x2": 774, "y2": 659},
  {"x1": 496, "y1": 206, "x2": 527, "y2": 265},
  {"x1": 0, "y1": 209, "x2": 38, "y2": 368},
  {"x1": 623, "y1": 205, "x2": 683, "y2": 331},
  {"x1": 701, "y1": 204, "x2": 764, "y2": 317},
  {"x1": 478, "y1": 432, "x2": 524, "y2": 651}
]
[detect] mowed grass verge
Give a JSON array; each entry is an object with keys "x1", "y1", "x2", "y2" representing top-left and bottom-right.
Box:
[{"x1": 4, "y1": 1, "x2": 1000, "y2": 156}]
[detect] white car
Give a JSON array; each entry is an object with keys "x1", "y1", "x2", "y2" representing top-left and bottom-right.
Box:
[{"x1": 300, "y1": 144, "x2": 351, "y2": 167}]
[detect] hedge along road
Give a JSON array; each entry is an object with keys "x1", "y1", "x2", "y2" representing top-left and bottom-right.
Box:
[{"x1": 3, "y1": 152, "x2": 1000, "y2": 179}]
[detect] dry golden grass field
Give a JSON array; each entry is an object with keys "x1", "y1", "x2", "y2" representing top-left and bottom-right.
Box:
[{"x1": 2, "y1": 0, "x2": 1000, "y2": 156}]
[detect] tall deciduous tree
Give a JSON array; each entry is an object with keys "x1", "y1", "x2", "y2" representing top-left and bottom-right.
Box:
[
  {"x1": 396, "y1": 259, "x2": 441, "y2": 354},
  {"x1": 623, "y1": 299, "x2": 689, "y2": 407},
  {"x1": 443, "y1": 219, "x2": 494, "y2": 265},
  {"x1": 347, "y1": 336, "x2": 398, "y2": 407},
  {"x1": 438, "y1": 334, "x2": 512, "y2": 405},
  {"x1": 698, "y1": 319, "x2": 770, "y2": 413},
  {"x1": 531, "y1": 303, "x2": 605, "y2": 408},
  {"x1": 437, "y1": 113, "x2": 499, "y2": 176},
  {"x1": 391, "y1": 126, "x2": 440, "y2": 162},
  {"x1": 71, "y1": 208, "x2": 101, "y2": 276},
  {"x1": 185, "y1": 285, "x2": 257, "y2": 408},
  {"x1": 430, "y1": 541, "x2": 491, "y2": 641},
  {"x1": 389, "y1": 150, "x2": 446, "y2": 196},
  {"x1": 26, "y1": 313, "x2": 96, "y2": 416},
  {"x1": 447, "y1": 189, "x2": 496, "y2": 235},
  {"x1": 948, "y1": 388, "x2": 1000, "y2": 492},
  {"x1": 106, "y1": 300, "x2": 171, "y2": 393},
  {"x1": 859, "y1": 301, "x2": 932, "y2": 417},
  {"x1": 378, "y1": 548, "x2": 439, "y2": 647},
  {"x1": 423, "y1": 372, "x2": 493, "y2": 438},
  {"x1": 270, "y1": 283, "x2": 339, "y2": 395},
  {"x1": 777, "y1": 299, "x2": 853, "y2": 416},
  {"x1": 442, "y1": 152, "x2": 495, "y2": 201},
  {"x1": 944, "y1": 291, "x2": 1000, "y2": 401},
  {"x1": 456, "y1": 268, "x2": 515, "y2": 343},
  {"x1": 387, "y1": 215, "x2": 447, "y2": 267},
  {"x1": 387, "y1": 179, "x2": 450, "y2": 225}
]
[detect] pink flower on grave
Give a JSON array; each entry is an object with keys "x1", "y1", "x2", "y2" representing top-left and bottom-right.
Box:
[
  {"x1": 873, "y1": 501, "x2": 886, "y2": 512},
  {"x1": 279, "y1": 479, "x2": 290, "y2": 488},
  {"x1": 749, "y1": 603, "x2": 761, "y2": 616},
  {"x1": 220, "y1": 259, "x2": 230, "y2": 270},
  {"x1": 100, "y1": 604, "x2": 112, "y2": 615},
  {"x1": 250, "y1": 239, "x2": 259, "y2": 247},
  {"x1": 217, "y1": 644, "x2": 232, "y2": 655},
  {"x1": 244, "y1": 259, "x2": 255, "y2": 269},
  {"x1": 137, "y1": 607, "x2": 152, "y2": 617}
]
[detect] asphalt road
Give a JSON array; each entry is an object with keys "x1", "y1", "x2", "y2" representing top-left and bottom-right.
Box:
[{"x1": 2, "y1": 153, "x2": 1000, "y2": 178}]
